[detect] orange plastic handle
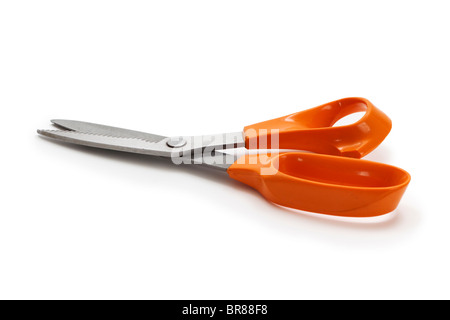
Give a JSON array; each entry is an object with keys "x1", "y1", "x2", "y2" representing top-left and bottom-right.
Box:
[
  {"x1": 227, "y1": 153, "x2": 410, "y2": 217},
  {"x1": 244, "y1": 97, "x2": 391, "y2": 158}
]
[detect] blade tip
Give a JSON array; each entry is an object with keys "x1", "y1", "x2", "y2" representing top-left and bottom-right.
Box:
[{"x1": 37, "y1": 129, "x2": 50, "y2": 136}]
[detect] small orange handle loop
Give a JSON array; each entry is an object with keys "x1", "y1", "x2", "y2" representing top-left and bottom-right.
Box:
[
  {"x1": 227, "y1": 153, "x2": 410, "y2": 217},
  {"x1": 244, "y1": 97, "x2": 391, "y2": 158}
]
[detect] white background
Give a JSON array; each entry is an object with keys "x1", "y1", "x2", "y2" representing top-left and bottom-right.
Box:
[{"x1": 0, "y1": 1, "x2": 448, "y2": 300}]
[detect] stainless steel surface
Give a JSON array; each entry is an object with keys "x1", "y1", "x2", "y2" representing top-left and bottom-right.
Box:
[
  {"x1": 51, "y1": 119, "x2": 167, "y2": 143},
  {"x1": 192, "y1": 151, "x2": 238, "y2": 170},
  {"x1": 183, "y1": 131, "x2": 245, "y2": 151},
  {"x1": 50, "y1": 120, "x2": 244, "y2": 152},
  {"x1": 38, "y1": 129, "x2": 175, "y2": 157},
  {"x1": 38, "y1": 122, "x2": 242, "y2": 170}
]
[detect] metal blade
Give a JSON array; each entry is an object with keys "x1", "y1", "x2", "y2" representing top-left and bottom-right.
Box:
[
  {"x1": 51, "y1": 119, "x2": 166, "y2": 143},
  {"x1": 38, "y1": 129, "x2": 237, "y2": 170},
  {"x1": 40, "y1": 120, "x2": 244, "y2": 171},
  {"x1": 37, "y1": 129, "x2": 174, "y2": 157}
]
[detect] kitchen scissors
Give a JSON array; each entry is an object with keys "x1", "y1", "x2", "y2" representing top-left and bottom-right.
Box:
[{"x1": 38, "y1": 97, "x2": 410, "y2": 217}]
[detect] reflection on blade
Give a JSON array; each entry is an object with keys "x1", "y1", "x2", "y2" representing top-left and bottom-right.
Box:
[
  {"x1": 37, "y1": 129, "x2": 174, "y2": 157},
  {"x1": 51, "y1": 119, "x2": 167, "y2": 143}
]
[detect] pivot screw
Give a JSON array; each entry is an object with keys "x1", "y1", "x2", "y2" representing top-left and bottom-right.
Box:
[{"x1": 166, "y1": 137, "x2": 187, "y2": 148}]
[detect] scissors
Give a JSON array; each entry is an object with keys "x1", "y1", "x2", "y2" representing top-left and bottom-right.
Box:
[{"x1": 38, "y1": 97, "x2": 410, "y2": 217}]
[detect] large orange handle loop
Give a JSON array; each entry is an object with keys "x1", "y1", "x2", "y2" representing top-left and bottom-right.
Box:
[
  {"x1": 227, "y1": 153, "x2": 410, "y2": 217},
  {"x1": 244, "y1": 97, "x2": 391, "y2": 158}
]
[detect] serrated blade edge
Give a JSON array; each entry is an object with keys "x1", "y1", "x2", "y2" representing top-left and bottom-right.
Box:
[
  {"x1": 51, "y1": 119, "x2": 167, "y2": 143},
  {"x1": 37, "y1": 129, "x2": 173, "y2": 157}
]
